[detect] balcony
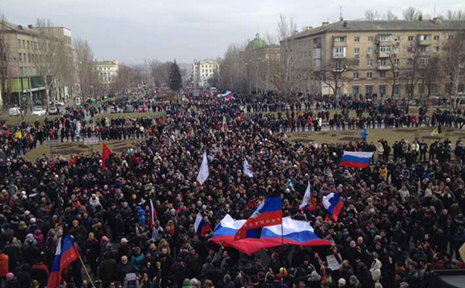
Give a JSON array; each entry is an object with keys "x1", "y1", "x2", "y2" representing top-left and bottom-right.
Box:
[
  {"x1": 378, "y1": 51, "x2": 390, "y2": 58},
  {"x1": 333, "y1": 53, "x2": 346, "y2": 59},
  {"x1": 333, "y1": 41, "x2": 346, "y2": 47},
  {"x1": 377, "y1": 64, "x2": 392, "y2": 70}
]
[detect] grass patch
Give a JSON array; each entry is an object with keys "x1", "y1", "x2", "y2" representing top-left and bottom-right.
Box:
[
  {"x1": 23, "y1": 139, "x2": 139, "y2": 161},
  {"x1": 287, "y1": 127, "x2": 465, "y2": 145}
]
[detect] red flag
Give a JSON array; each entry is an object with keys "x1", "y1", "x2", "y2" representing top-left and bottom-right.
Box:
[{"x1": 102, "y1": 142, "x2": 112, "y2": 168}]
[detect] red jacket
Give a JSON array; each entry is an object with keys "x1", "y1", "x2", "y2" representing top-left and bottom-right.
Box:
[{"x1": 0, "y1": 253, "x2": 9, "y2": 277}]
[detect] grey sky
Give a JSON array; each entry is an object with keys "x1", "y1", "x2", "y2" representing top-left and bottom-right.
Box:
[{"x1": 2, "y1": 0, "x2": 464, "y2": 64}]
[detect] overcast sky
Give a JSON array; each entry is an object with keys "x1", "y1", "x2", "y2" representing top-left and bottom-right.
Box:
[{"x1": 2, "y1": 0, "x2": 464, "y2": 64}]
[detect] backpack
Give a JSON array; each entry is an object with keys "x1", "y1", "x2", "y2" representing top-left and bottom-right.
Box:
[{"x1": 124, "y1": 273, "x2": 138, "y2": 288}]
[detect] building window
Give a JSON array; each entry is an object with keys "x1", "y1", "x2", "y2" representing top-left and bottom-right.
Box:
[
  {"x1": 334, "y1": 37, "x2": 346, "y2": 42},
  {"x1": 22, "y1": 40, "x2": 25, "y2": 48},
  {"x1": 379, "y1": 85, "x2": 386, "y2": 96},
  {"x1": 354, "y1": 48, "x2": 360, "y2": 55},
  {"x1": 367, "y1": 48, "x2": 373, "y2": 54},
  {"x1": 354, "y1": 37, "x2": 360, "y2": 42},
  {"x1": 352, "y1": 86, "x2": 360, "y2": 95},
  {"x1": 408, "y1": 47, "x2": 415, "y2": 53},
  {"x1": 380, "y1": 71, "x2": 386, "y2": 79},
  {"x1": 393, "y1": 85, "x2": 399, "y2": 95},
  {"x1": 394, "y1": 71, "x2": 399, "y2": 77},
  {"x1": 407, "y1": 59, "x2": 413, "y2": 66},
  {"x1": 419, "y1": 46, "x2": 427, "y2": 52},
  {"x1": 394, "y1": 36, "x2": 400, "y2": 42},
  {"x1": 379, "y1": 46, "x2": 391, "y2": 52},
  {"x1": 419, "y1": 35, "x2": 431, "y2": 41},
  {"x1": 354, "y1": 72, "x2": 359, "y2": 80},
  {"x1": 367, "y1": 59, "x2": 373, "y2": 66},
  {"x1": 435, "y1": 46, "x2": 440, "y2": 52},
  {"x1": 367, "y1": 72, "x2": 373, "y2": 79},
  {"x1": 419, "y1": 57, "x2": 429, "y2": 65},
  {"x1": 408, "y1": 36, "x2": 414, "y2": 41},
  {"x1": 17, "y1": 39, "x2": 21, "y2": 49},
  {"x1": 379, "y1": 35, "x2": 391, "y2": 41},
  {"x1": 18, "y1": 53, "x2": 22, "y2": 61},
  {"x1": 366, "y1": 85, "x2": 373, "y2": 95},
  {"x1": 394, "y1": 59, "x2": 400, "y2": 66},
  {"x1": 434, "y1": 35, "x2": 440, "y2": 41},
  {"x1": 333, "y1": 47, "x2": 346, "y2": 58},
  {"x1": 368, "y1": 36, "x2": 374, "y2": 42},
  {"x1": 354, "y1": 59, "x2": 360, "y2": 66}
]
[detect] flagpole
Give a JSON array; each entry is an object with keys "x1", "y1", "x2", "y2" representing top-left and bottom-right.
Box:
[{"x1": 79, "y1": 255, "x2": 96, "y2": 288}]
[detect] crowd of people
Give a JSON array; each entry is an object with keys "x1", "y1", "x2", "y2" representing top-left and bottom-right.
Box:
[{"x1": 0, "y1": 93, "x2": 465, "y2": 288}]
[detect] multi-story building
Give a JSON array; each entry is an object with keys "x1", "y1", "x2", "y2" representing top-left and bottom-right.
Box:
[
  {"x1": 93, "y1": 60, "x2": 119, "y2": 88},
  {"x1": 192, "y1": 59, "x2": 220, "y2": 87},
  {"x1": 282, "y1": 19, "x2": 465, "y2": 98},
  {"x1": 0, "y1": 21, "x2": 74, "y2": 107}
]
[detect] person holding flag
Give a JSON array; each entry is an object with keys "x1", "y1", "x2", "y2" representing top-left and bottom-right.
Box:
[
  {"x1": 47, "y1": 234, "x2": 80, "y2": 288},
  {"x1": 299, "y1": 182, "x2": 317, "y2": 212},
  {"x1": 197, "y1": 152, "x2": 209, "y2": 184},
  {"x1": 102, "y1": 143, "x2": 112, "y2": 168},
  {"x1": 243, "y1": 158, "x2": 253, "y2": 178},
  {"x1": 194, "y1": 213, "x2": 211, "y2": 237},
  {"x1": 235, "y1": 196, "x2": 282, "y2": 240}
]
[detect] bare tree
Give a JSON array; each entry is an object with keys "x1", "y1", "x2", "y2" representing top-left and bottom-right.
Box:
[
  {"x1": 403, "y1": 7, "x2": 423, "y2": 21},
  {"x1": 404, "y1": 38, "x2": 422, "y2": 101},
  {"x1": 33, "y1": 19, "x2": 69, "y2": 107},
  {"x1": 418, "y1": 55, "x2": 441, "y2": 104},
  {"x1": 74, "y1": 38, "x2": 100, "y2": 98},
  {"x1": 447, "y1": 10, "x2": 465, "y2": 20},
  {"x1": 386, "y1": 52, "x2": 401, "y2": 98},
  {"x1": 111, "y1": 64, "x2": 140, "y2": 92},
  {"x1": 441, "y1": 32, "x2": 465, "y2": 108},
  {"x1": 365, "y1": 10, "x2": 381, "y2": 21},
  {"x1": 149, "y1": 60, "x2": 170, "y2": 87},
  {"x1": 0, "y1": 12, "x2": 12, "y2": 109},
  {"x1": 315, "y1": 58, "x2": 355, "y2": 97},
  {"x1": 219, "y1": 43, "x2": 249, "y2": 94},
  {"x1": 383, "y1": 10, "x2": 399, "y2": 20}
]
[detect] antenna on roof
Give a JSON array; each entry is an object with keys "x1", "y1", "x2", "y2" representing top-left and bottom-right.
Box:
[
  {"x1": 433, "y1": 4, "x2": 436, "y2": 18},
  {"x1": 340, "y1": 6, "x2": 343, "y2": 21}
]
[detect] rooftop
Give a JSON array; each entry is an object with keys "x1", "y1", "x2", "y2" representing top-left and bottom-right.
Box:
[
  {"x1": 246, "y1": 33, "x2": 268, "y2": 50},
  {"x1": 288, "y1": 19, "x2": 465, "y2": 40},
  {"x1": 94, "y1": 60, "x2": 118, "y2": 66}
]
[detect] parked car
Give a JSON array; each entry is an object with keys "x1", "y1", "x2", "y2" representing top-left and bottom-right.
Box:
[
  {"x1": 9, "y1": 106, "x2": 22, "y2": 116},
  {"x1": 57, "y1": 104, "x2": 65, "y2": 114},
  {"x1": 109, "y1": 106, "x2": 122, "y2": 113},
  {"x1": 124, "y1": 105, "x2": 135, "y2": 113},
  {"x1": 48, "y1": 106, "x2": 59, "y2": 115},
  {"x1": 31, "y1": 106, "x2": 47, "y2": 116}
]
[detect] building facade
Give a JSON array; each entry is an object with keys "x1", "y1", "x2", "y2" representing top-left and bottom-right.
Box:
[
  {"x1": 192, "y1": 59, "x2": 220, "y2": 87},
  {"x1": 0, "y1": 21, "x2": 74, "y2": 107},
  {"x1": 94, "y1": 60, "x2": 119, "y2": 88},
  {"x1": 282, "y1": 19, "x2": 465, "y2": 98}
]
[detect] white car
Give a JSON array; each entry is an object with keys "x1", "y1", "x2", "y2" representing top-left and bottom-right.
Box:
[
  {"x1": 31, "y1": 106, "x2": 47, "y2": 116},
  {"x1": 9, "y1": 106, "x2": 22, "y2": 116}
]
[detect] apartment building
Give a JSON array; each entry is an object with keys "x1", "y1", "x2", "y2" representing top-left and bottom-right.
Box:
[
  {"x1": 0, "y1": 21, "x2": 74, "y2": 107},
  {"x1": 192, "y1": 59, "x2": 220, "y2": 87},
  {"x1": 282, "y1": 19, "x2": 465, "y2": 98},
  {"x1": 94, "y1": 60, "x2": 119, "y2": 88}
]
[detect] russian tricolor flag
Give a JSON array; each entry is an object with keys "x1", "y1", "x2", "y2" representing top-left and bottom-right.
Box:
[
  {"x1": 194, "y1": 213, "x2": 211, "y2": 237},
  {"x1": 47, "y1": 235, "x2": 80, "y2": 288},
  {"x1": 149, "y1": 199, "x2": 157, "y2": 231},
  {"x1": 211, "y1": 215, "x2": 331, "y2": 255},
  {"x1": 235, "y1": 196, "x2": 282, "y2": 240},
  {"x1": 340, "y1": 151, "x2": 374, "y2": 169},
  {"x1": 322, "y1": 193, "x2": 343, "y2": 222},
  {"x1": 299, "y1": 182, "x2": 317, "y2": 211},
  {"x1": 218, "y1": 91, "x2": 234, "y2": 99}
]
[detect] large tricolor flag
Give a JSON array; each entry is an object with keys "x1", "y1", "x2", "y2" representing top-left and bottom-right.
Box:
[
  {"x1": 243, "y1": 159, "x2": 253, "y2": 178},
  {"x1": 299, "y1": 182, "x2": 317, "y2": 211},
  {"x1": 235, "y1": 196, "x2": 282, "y2": 240},
  {"x1": 196, "y1": 152, "x2": 209, "y2": 185},
  {"x1": 340, "y1": 151, "x2": 374, "y2": 169},
  {"x1": 211, "y1": 215, "x2": 331, "y2": 255},
  {"x1": 47, "y1": 234, "x2": 80, "y2": 288},
  {"x1": 218, "y1": 91, "x2": 234, "y2": 99},
  {"x1": 102, "y1": 142, "x2": 113, "y2": 168},
  {"x1": 194, "y1": 213, "x2": 211, "y2": 237},
  {"x1": 322, "y1": 193, "x2": 343, "y2": 222}
]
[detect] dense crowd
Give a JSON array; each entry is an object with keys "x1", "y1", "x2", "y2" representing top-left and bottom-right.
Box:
[{"x1": 0, "y1": 94, "x2": 465, "y2": 288}]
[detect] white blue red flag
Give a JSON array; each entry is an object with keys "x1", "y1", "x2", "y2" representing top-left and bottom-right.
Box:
[
  {"x1": 243, "y1": 159, "x2": 253, "y2": 178},
  {"x1": 211, "y1": 215, "x2": 331, "y2": 255},
  {"x1": 322, "y1": 193, "x2": 343, "y2": 222},
  {"x1": 340, "y1": 151, "x2": 374, "y2": 169},
  {"x1": 299, "y1": 182, "x2": 317, "y2": 211},
  {"x1": 47, "y1": 234, "x2": 80, "y2": 288},
  {"x1": 196, "y1": 152, "x2": 209, "y2": 185},
  {"x1": 149, "y1": 199, "x2": 157, "y2": 230},
  {"x1": 235, "y1": 196, "x2": 282, "y2": 240},
  {"x1": 194, "y1": 213, "x2": 211, "y2": 237}
]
